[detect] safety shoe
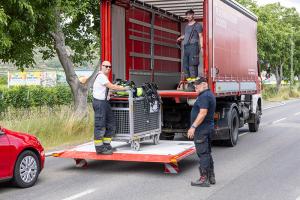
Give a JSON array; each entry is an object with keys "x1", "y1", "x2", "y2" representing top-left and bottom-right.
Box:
[
  {"x1": 191, "y1": 169, "x2": 210, "y2": 187},
  {"x1": 209, "y1": 169, "x2": 216, "y2": 185},
  {"x1": 99, "y1": 145, "x2": 113, "y2": 155},
  {"x1": 191, "y1": 177, "x2": 210, "y2": 187},
  {"x1": 184, "y1": 83, "x2": 195, "y2": 92},
  {"x1": 104, "y1": 143, "x2": 113, "y2": 151},
  {"x1": 95, "y1": 145, "x2": 105, "y2": 154}
]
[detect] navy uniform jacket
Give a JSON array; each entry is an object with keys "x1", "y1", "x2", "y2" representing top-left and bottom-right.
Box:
[{"x1": 190, "y1": 89, "x2": 216, "y2": 133}]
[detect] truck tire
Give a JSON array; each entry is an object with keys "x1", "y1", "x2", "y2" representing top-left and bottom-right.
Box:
[
  {"x1": 248, "y1": 106, "x2": 261, "y2": 132},
  {"x1": 13, "y1": 150, "x2": 40, "y2": 188},
  {"x1": 225, "y1": 109, "x2": 239, "y2": 147}
]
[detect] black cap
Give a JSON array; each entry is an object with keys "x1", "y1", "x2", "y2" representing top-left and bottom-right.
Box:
[
  {"x1": 185, "y1": 9, "x2": 195, "y2": 15},
  {"x1": 193, "y1": 77, "x2": 208, "y2": 85}
]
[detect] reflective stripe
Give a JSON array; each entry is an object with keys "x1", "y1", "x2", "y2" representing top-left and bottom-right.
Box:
[
  {"x1": 94, "y1": 140, "x2": 103, "y2": 146},
  {"x1": 103, "y1": 137, "x2": 112, "y2": 144}
]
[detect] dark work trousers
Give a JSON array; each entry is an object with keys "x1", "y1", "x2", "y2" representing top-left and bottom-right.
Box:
[
  {"x1": 194, "y1": 129, "x2": 214, "y2": 171},
  {"x1": 93, "y1": 99, "x2": 116, "y2": 143},
  {"x1": 183, "y1": 43, "x2": 200, "y2": 78}
]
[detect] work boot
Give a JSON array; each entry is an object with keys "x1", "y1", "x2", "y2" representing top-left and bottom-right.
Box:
[
  {"x1": 99, "y1": 145, "x2": 113, "y2": 155},
  {"x1": 208, "y1": 168, "x2": 216, "y2": 185},
  {"x1": 185, "y1": 83, "x2": 195, "y2": 92},
  {"x1": 191, "y1": 168, "x2": 210, "y2": 187},
  {"x1": 104, "y1": 143, "x2": 113, "y2": 151},
  {"x1": 95, "y1": 145, "x2": 105, "y2": 154}
]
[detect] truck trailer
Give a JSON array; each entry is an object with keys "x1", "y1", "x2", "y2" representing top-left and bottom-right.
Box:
[{"x1": 100, "y1": 0, "x2": 262, "y2": 147}]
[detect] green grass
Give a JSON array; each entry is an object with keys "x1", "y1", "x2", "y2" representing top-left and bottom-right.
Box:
[
  {"x1": 0, "y1": 106, "x2": 94, "y2": 150},
  {"x1": 262, "y1": 84, "x2": 300, "y2": 101}
]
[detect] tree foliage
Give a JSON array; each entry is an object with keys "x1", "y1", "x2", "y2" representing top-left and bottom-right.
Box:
[
  {"x1": 0, "y1": 0, "x2": 100, "y2": 118},
  {"x1": 237, "y1": 0, "x2": 300, "y2": 87},
  {"x1": 0, "y1": 0, "x2": 100, "y2": 69}
]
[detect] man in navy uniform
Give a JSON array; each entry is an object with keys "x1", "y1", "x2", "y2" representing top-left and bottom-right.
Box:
[{"x1": 188, "y1": 77, "x2": 216, "y2": 187}]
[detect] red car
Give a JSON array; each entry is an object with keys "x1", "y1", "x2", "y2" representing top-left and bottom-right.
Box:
[{"x1": 0, "y1": 126, "x2": 45, "y2": 188}]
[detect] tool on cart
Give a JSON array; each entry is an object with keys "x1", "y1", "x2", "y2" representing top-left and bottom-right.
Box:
[
  {"x1": 141, "y1": 83, "x2": 162, "y2": 112},
  {"x1": 110, "y1": 84, "x2": 162, "y2": 151},
  {"x1": 114, "y1": 79, "x2": 143, "y2": 97}
]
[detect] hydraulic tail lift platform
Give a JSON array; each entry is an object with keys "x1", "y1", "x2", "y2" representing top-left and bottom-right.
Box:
[{"x1": 52, "y1": 140, "x2": 195, "y2": 174}]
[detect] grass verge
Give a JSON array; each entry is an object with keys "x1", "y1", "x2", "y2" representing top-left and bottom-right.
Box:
[
  {"x1": 262, "y1": 84, "x2": 300, "y2": 101},
  {"x1": 0, "y1": 106, "x2": 94, "y2": 151}
]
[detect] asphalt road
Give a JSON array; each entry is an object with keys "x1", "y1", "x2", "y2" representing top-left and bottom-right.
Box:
[{"x1": 1, "y1": 100, "x2": 300, "y2": 200}]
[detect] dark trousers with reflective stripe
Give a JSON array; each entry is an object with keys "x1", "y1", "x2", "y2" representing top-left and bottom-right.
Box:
[
  {"x1": 93, "y1": 99, "x2": 116, "y2": 142},
  {"x1": 194, "y1": 129, "x2": 214, "y2": 171},
  {"x1": 183, "y1": 43, "x2": 200, "y2": 78}
]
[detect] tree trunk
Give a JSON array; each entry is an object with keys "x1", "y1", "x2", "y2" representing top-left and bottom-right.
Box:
[
  {"x1": 73, "y1": 85, "x2": 89, "y2": 118},
  {"x1": 298, "y1": 75, "x2": 300, "y2": 84},
  {"x1": 274, "y1": 65, "x2": 282, "y2": 90},
  {"x1": 50, "y1": 12, "x2": 99, "y2": 119}
]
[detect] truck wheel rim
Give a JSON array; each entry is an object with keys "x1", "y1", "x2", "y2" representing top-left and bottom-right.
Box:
[{"x1": 20, "y1": 156, "x2": 38, "y2": 183}]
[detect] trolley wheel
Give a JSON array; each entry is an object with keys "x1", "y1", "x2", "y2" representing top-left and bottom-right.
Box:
[
  {"x1": 131, "y1": 141, "x2": 140, "y2": 151},
  {"x1": 153, "y1": 134, "x2": 159, "y2": 145}
]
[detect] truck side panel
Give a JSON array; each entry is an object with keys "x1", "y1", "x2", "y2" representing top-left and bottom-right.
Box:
[{"x1": 212, "y1": 0, "x2": 258, "y2": 96}]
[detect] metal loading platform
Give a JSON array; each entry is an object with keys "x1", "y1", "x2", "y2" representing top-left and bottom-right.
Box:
[{"x1": 52, "y1": 140, "x2": 196, "y2": 174}]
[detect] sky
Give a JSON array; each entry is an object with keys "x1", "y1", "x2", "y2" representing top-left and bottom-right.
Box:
[{"x1": 257, "y1": 0, "x2": 300, "y2": 12}]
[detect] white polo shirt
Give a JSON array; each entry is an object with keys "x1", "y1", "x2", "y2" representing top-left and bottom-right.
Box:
[{"x1": 93, "y1": 72, "x2": 110, "y2": 100}]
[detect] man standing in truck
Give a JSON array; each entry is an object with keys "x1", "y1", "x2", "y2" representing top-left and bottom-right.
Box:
[
  {"x1": 177, "y1": 9, "x2": 203, "y2": 82},
  {"x1": 188, "y1": 77, "x2": 216, "y2": 187},
  {"x1": 93, "y1": 61, "x2": 127, "y2": 155}
]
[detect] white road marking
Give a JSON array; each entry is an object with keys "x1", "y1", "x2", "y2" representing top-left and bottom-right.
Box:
[
  {"x1": 239, "y1": 132, "x2": 249, "y2": 137},
  {"x1": 62, "y1": 189, "x2": 96, "y2": 200},
  {"x1": 273, "y1": 118, "x2": 287, "y2": 124},
  {"x1": 263, "y1": 102, "x2": 285, "y2": 110},
  {"x1": 294, "y1": 112, "x2": 300, "y2": 116}
]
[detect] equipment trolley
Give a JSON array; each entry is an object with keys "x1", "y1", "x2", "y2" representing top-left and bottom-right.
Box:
[{"x1": 110, "y1": 90, "x2": 162, "y2": 151}]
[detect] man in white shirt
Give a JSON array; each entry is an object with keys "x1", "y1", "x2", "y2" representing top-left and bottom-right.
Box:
[{"x1": 93, "y1": 61, "x2": 127, "y2": 155}]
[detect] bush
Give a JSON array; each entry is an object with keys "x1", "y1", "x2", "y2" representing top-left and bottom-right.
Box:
[
  {"x1": 0, "y1": 85, "x2": 93, "y2": 113},
  {"x1": 262, "y1": 85, "x2": 278, "y2": 99},
  {"x1": 0, "y1": 76, "x2": 7, "y2": 85}
]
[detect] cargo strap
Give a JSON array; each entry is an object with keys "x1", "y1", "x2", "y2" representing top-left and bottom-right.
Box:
[
  {"x1": 187, "y1": 22, "x2": 197, "y2": 45},
  {"x1": 105, "y1": 87, "x2": 109, "y2": 101},
  {"x1": 95, "y1": 72, "x2": 109, "y2": 101}
]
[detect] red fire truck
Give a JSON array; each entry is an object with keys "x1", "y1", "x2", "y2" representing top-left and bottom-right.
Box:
[{"x1": 100, "y1": 0, "x2": 262, "y2": 146}]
